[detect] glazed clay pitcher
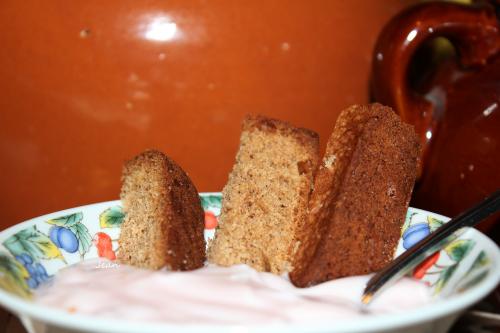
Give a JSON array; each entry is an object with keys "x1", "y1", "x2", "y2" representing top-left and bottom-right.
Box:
[{"x1": 372, "y1": 1, "x2": 500, "y2": 232}]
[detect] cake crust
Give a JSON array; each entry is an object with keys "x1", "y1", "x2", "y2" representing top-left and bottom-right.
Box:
[
  {"x1": 243, "y1": 115, "x2": 320, "y2": 150},
  {"x1": 118, "y1": 150, "x2": 206, "y2": 270},
  {"x1": 290, "y1": 104, "x2": 421, "y2": 287}
]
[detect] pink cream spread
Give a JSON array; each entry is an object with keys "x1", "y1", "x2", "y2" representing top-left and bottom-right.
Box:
[{"x1": 34, "y1": 259, "x2": 431, "y2": 325}]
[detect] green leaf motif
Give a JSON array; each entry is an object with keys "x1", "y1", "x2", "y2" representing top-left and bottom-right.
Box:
[
  {"x1": 434, "y1": 264, "x2": 457, "y2": 294},
  {"x1": 470, "y1": 251, "x2": 489, "y2": 270},
  {"x1": 68, "y1": 223, "x2": 92, "y2": 257},
  {"x1": 457, "y1": 271, "x2": 489, "y2": 292},
  {"x1": 100, "y1": 206, "x2": 125, "y2": 228},
  {"x1": 3, "y1": 226, "x2": 63, "y2": 261},
  {"x1": 445, "y1": 239, "x2": 475, "y2": 262},
  {"x1": 200, "y1": 195, "x2": 222, "y2": 211},
  {"x1": 455, "y1": 251, "x2": 491, "y2": 293},
  {"x1": 0, "y1": 253, "x2": 31, "y2": 298},
  {"x1": 427, "y1": 216, "x2": 445, "y2": 232},
  {"x1": 401, "y1": 212, "x2": 417, "y2": 235},
  {"x1": 47, "y1": 212, "x2": 83, "y2": 228}
]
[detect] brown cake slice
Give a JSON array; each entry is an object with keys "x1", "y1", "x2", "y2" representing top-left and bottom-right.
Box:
[
  {"x1": 118, "y1": 149, "x2": 206, "y2": 270},
  {"x1": 207, "y1": 115, "x2": 320, "y2": 274},
  {"x1": 290, "y1": 104, "x2": 421, "y2": 287}
]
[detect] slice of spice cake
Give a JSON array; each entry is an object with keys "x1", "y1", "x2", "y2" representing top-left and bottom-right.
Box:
[
  {"x1": 118, "y1": 150, "x2": 206, "y2": 270},
  {"x1": 208, "y1": 115, "x2": 320, "y2": 274},
  {"x1": 290, "y1": 104, "x2": 421, "y2": 287}
]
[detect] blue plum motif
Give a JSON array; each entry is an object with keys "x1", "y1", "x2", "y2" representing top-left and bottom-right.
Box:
[{"x1": 402, "y1": 223, "x2": 430, "y2": 249}]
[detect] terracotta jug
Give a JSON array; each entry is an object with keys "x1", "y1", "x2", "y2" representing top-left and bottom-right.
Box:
[{"x1": 372, "y1": 1, "x2": 500, "y2": 232}]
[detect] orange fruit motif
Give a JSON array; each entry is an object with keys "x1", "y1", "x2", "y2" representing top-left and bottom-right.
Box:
[
  {"x1": 204, "y1": 211, "x2": 218, "y2": 229},
  {"x1": 93, "y1": 232, "x2": 116, "y2": 260},
  {"x1": 413, "y1": 251, "x2": 440, "y2": 279}
]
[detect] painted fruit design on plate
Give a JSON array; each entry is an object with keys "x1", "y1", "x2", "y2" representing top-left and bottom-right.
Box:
[
  {"x1": 204, "y1": 211, "x2": 218, "y2": 229},
  {"x1": 96, "y1": 206, "x2": 124, "y2": 260},
  {"x1": 93, "y1": 232, "x2": 116, "y2": 260},
  {"x1": 49, "y1": 226, "x2": 79, "y2": 253},
  {"x1": 46, "y1": 212, "x2": 92, "y2": 257},
  {"x1": 1, "y1": 225, "x2": 63, "y2": 292},
  {"x1": 200, "y1": 195, "x2": 221, "y2": 230},
  {"x1": 413, "y1": 251, "x2": 440, "y2": 279},
  {"x1": 14, "y1": 253, "x2": 50, "y2": 289},
  {"x1": 402, "y1": 223, "x2": 430, "y2": 249},
  {"x1": 0, "y1": 196, "x2": 492, "y2": 299}
]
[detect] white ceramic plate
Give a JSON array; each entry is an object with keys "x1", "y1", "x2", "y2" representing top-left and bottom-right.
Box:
[{"x1": 0, "y1": 193, "x2": 498, "y2": 333}]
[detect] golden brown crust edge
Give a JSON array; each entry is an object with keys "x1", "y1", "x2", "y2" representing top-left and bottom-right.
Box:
[{"x1": 243, "y1": 114, "x2": 320, "y2": 154}]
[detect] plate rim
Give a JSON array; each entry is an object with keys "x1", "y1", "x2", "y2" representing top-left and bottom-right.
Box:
[{"x1": 0, "y1": 196, "x2": 498, "y2": 333}]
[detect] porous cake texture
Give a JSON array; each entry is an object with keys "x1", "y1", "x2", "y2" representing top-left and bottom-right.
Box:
[
  {"x1": 118, "y1": 150, "x2": 206, "y2": 270},
  {"x1": 290, "y1": 104, "x2": 421, "y2": 287},
  {"x1": 208, "y1": 115, "x2": 320, "y2": 274}
]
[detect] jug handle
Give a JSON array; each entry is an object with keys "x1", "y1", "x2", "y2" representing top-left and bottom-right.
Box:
[{"x1": 371, "y1": 2, "x2": 500, "y2": 169}]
